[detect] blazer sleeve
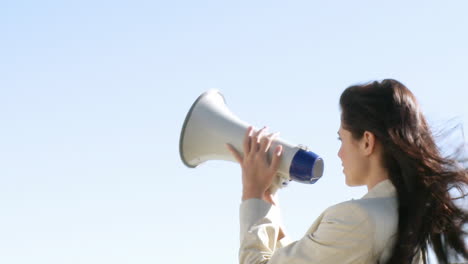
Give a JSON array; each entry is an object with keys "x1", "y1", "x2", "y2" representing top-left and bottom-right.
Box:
[{"x1": 239, "y1": 199, "x2": 377, "y2": 264}]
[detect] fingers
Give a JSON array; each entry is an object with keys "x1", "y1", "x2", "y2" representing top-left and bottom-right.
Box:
[
  {"x1": 250, "y1": 126, "x2": 268, "y2": 153},
  {"x1": 259, "y1": 132, "x2": 279, "y2": 153},
  {"x1": 226, "y1": 143, "x2": 243, "y2": 163},
  {"x1": 243, "y1": 126, "x2": 254, "y2": 155},
  {"x1": 227, "y1": 126, "x2": 276, "y2": 164},
  {"x1": 241, "y1": 126, "x2": 282, "y2": 169},
  {"x1": 270, "y1": 145, "x2": 283, "y2": 171}
]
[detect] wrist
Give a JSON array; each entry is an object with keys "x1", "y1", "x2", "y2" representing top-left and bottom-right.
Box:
[
  {"x1": 241, "y1": 189, "x2": 264, "y2": 201},
  {"x1": 241, "y1": 190, "x2": 277, "y2": 206},
  {"x1": 263, "y1": 192, "x2": 277, "y2": 205}
]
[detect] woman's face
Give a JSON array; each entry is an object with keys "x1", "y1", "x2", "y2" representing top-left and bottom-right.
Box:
[{"x1": 337, "y1": 125, "x2": 369, "y2": 186}]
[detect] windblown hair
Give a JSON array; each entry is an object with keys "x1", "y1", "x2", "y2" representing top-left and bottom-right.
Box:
[{"x1": 339, "y1": 79, "x2": 468, "y2": 263}]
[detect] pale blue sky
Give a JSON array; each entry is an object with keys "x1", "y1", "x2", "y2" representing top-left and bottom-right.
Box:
[{"x1": 0, "y1": 1, "x2": 467, "y2": 263}]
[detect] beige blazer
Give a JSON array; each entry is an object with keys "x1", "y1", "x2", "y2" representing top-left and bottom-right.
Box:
[{"x1": 239, "y1": 180, "x2": 402, "y2": 264}]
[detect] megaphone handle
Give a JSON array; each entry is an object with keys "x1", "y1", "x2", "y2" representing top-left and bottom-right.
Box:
[
  {"x1": 268, "y1": 173, "x2": 290, "y2": 195},
  {"x1": 268, "y1": 184, "x2": 279, "y2": 195}
]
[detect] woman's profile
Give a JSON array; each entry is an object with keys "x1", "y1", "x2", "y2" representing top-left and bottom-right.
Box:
[{"x1": 227, "y1": 79, "x2": 468, "y2": 264}]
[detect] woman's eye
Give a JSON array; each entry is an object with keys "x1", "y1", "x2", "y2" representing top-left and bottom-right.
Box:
[{"x1": 337, "y1": 137, "x2": 342, "y2": 141}]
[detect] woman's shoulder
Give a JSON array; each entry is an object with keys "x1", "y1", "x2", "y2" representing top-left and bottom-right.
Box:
[
  {"x1": 325, "y1": 196, "x2": 398, "y2": 226},
  {"x1": 325, "y1": 180, "x2": 398, "y2": 223},
  {"x1": 321, "y1": 196, "x2": 398, "y2": 260}
]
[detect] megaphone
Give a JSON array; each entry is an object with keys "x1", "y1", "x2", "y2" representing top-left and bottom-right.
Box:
[{"x1": 179, "y1": 90, "x2": 324, "y2": 190}]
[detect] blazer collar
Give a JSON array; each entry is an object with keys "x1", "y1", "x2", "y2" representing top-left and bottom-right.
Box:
[{"x1": 362, "y1": 179, "x2": 396, "y2": 199}]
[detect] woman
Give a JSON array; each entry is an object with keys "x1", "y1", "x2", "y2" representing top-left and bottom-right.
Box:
[{"x1": 227, "y1": 79, "x2": 468, "y2": 264}]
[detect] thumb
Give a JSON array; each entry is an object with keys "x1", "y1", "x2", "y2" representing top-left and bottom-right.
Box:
[{"x1": 226, "y1": 143, "x2": 243, "y2": 163}]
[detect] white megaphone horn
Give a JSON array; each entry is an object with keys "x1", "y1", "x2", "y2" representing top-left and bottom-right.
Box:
[{"x1": 179, "y1": 90, "x2": 324, "y2": 189}]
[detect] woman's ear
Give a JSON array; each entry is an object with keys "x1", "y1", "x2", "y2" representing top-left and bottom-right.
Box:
[{"x1": 362, "y1": 131, "x2": 376, "y2": 156}]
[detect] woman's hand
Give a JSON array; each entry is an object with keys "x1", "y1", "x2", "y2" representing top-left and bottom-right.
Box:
[{"x1": 226, "y1": 126, "x2": 283, "y2": 204}]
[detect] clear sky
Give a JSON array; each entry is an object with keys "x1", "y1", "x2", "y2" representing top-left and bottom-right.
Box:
[{"x1": 1, "y1": 1, "x2": 467, "y2": 263}]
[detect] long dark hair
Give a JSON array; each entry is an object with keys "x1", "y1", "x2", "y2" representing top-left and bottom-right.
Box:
[{"x1": 339, "y1": 79, "x2": 468, "y2": 263}]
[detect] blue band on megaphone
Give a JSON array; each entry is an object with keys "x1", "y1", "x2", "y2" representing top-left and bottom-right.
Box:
[{"x1": 289, "y1": 149, "x2": 322, "y2": 184}]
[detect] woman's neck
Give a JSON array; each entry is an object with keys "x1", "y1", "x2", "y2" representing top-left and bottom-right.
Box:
[{"x1": 366, "y1": 165, "x2": 390, "y2": 191}]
